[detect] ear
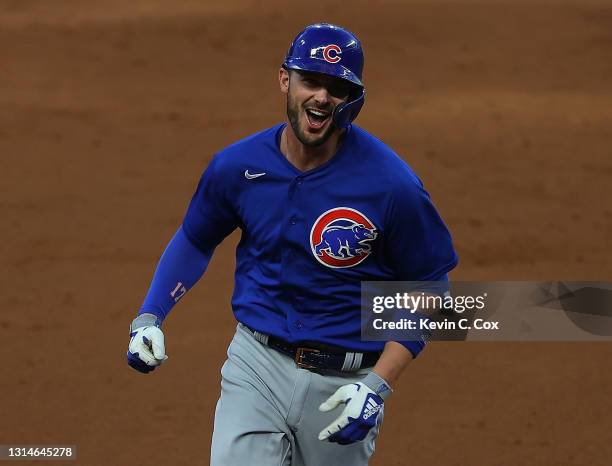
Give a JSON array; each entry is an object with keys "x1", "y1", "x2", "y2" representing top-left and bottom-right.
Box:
[{"x1": 279, "y1": 67, "x2": 290, "y2": 95}]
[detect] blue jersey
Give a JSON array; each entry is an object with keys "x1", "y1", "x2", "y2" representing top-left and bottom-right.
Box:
[{"x1": 183, "y1": 123, "x2": 458, "y2": 352}]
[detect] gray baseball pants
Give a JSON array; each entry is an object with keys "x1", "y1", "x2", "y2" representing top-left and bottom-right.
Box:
[{"x1": 210, "y1": 323, "x2": 383, "y2": 466}]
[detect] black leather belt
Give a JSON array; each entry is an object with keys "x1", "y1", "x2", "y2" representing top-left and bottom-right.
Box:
[{"x1": 244, "y1": 325, "x2": 380, "y2": 372}]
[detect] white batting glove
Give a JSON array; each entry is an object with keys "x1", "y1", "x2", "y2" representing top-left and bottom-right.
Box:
[
  {"x1": 127, "y1": 313, "x2": 168, "y2": 374},
  {"x1": 318, "y1": 372, "x2": 391, "y2": 445}
]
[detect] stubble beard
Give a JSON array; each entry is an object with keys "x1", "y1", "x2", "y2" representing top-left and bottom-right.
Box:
[{"x1": 286, "y1": 92, "x2": 337, "y2": 148}]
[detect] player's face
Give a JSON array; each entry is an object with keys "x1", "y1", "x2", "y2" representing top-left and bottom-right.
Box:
[{"x1": 280, "y1": 69, "x2": 352, "y2": 147}]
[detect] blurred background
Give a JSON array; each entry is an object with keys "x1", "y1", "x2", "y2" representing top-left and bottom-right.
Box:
[{"x1": 1, "y1": 1, "x2": 611, "y2": 464}]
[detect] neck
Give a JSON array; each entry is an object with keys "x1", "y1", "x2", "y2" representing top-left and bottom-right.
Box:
[{"x1": 280, "y1": 124, "x2": 345, "y2": 172}]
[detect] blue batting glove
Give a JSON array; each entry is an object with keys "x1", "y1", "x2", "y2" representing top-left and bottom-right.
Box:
[{"x1": 318, "y1": 372, "x2": 391, "y2": 445}]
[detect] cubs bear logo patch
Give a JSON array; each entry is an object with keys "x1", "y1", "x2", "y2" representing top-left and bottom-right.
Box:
[{"x1": 310, "y1": 207, "x2": 377, "y2": 268}]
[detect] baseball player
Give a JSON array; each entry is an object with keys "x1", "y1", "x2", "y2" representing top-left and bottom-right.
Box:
[{"x1": 127, "y1": 23, "x2": 458, "y2": 466}]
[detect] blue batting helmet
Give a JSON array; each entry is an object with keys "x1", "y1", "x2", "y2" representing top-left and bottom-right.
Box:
[{"x1": 283, "y1": 23, "x2": 365, "y2": 129}]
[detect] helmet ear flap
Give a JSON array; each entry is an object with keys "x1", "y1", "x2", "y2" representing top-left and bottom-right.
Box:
[{"x1": 333, "y1": 88, "x2": 366, "y2": 129}]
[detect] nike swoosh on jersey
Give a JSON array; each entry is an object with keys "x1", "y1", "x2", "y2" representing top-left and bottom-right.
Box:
[{"x1": 244, "y1": 170, "x2": 266, "y2": 179}]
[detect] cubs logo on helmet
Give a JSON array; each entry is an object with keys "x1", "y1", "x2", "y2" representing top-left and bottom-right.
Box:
[
  {"x1": 309, "y1": 44, "x2": 342, "y2": 64},
  {"x1": 324, "y1": 44, "x2": 342, "y2": 63},
  {"x1": 310, "y1": 207, "x2": 377, "y2": 268}
]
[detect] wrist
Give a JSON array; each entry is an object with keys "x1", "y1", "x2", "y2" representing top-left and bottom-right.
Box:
[
  {"x1": 130, "y1": 313, "x2": 161, "y2": 333},
  {"x1": 362, "y1": 371, "x2": 392, "y2": 400}
]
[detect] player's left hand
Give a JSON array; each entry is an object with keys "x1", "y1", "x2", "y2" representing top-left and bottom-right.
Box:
[{"x1": 318, "y1": 373, "x2": 390, "y2": 445}]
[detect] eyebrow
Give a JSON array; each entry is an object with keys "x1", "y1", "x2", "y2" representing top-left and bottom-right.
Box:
[{"x1": 299, "y1": 72, "x2": 345, "y2": 87}]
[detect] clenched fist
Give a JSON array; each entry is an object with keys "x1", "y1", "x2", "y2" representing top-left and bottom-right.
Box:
[{"x1": 127, "y1": 313, "x2": 168, "y2": 374}]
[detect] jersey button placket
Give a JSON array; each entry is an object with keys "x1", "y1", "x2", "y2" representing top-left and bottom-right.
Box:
[
  {"x1": 283, "y1": 178, "x2": 302, "y2": 337},
  {"x1": 284, "y1": 174, "x2": 310, "y2": 338},
  {"x1": 289, "y1": 177, "x2": 302, "y2": 227}
]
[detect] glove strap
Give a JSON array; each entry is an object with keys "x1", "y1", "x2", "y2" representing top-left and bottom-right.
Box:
[
  {"x1": 130, "y1": 313, "x2": 162, "y2": 333},
  {"x1": 362, "y1": 372, "x2": 392, "y2": 400}
]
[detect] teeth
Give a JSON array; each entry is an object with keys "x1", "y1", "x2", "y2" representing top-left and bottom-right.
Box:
[{"x1": 308, "y1": 109, "x2": 328, "y2": 117}]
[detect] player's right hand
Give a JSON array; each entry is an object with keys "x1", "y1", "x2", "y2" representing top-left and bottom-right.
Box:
[{"x1": 127, "y1": 313, "x2": 168, "y2": 374}]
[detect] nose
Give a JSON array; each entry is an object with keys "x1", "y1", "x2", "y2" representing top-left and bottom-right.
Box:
[{"x1": 312, "y1": 85, "x2": 331, "y2": 106}]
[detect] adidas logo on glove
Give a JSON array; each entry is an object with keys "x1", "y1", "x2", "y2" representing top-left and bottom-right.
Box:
[{"x1": 362, "y1": 396, "x2": 382, "y2": 420}]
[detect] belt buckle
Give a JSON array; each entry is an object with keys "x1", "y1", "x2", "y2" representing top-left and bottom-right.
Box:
[{"x1": 295, "y1": 347, "x2": 320, "y2": 369}]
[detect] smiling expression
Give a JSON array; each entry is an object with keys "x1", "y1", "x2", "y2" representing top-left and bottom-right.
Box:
[{"x1": 281, "y1": 69, "x2": 354, "y2": 147}]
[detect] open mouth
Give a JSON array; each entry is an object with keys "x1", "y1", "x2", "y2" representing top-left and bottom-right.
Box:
[{"x1": 305, "y1": 108, "x2": 331, "y2": 130}]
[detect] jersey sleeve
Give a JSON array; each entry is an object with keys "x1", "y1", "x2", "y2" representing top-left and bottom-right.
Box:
[
  {"x1": 182, "y1": 155, "x2": 240, "y2": 252},
  {"x1": 384, "y1": 174, "x2": 458, "y2": 281},
  {"x1": 139, "y1": 226, "x2": 212, "y2": 322},
  {"x1": 382, "y1": 175, "x2": 457, "y2": 359}
]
